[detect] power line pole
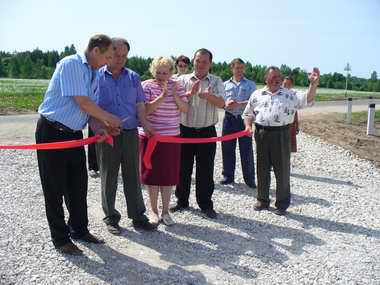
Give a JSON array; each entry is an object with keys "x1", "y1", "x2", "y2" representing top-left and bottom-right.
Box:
[{"x1": 344, "y1": 63, "x2": 351, "y2": 98}]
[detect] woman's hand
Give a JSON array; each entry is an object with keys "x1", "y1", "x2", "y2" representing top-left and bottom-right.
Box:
[{"x1": 160, "y1": 81, "x2": 168, "y2": 99}]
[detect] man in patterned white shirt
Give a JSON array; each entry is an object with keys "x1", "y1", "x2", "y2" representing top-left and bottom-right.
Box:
[{"x1": 242, "y1": 66, "x2": 320, "y2": 215}]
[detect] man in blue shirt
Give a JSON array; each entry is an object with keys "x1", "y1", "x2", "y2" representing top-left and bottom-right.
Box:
[
  {"x1": 95, "y1": 38, "x2": 156, "y2": 235},
  {"x1": 220, "y1": 58, "x2": 256, "y2": 188},
  {"x1": 36, "y1": 34, "x2": 122, "y2": 255}
]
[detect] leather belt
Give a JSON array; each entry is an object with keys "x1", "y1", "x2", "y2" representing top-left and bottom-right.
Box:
[
  {"x1": 255, "y1": 124, "x2": 289, "y2": 131},
  {"x1": 41, "y1": 116, "x2": 81, "y2": 134}
]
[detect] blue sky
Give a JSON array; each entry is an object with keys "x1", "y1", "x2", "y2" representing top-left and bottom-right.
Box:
[{"x1": 0, "y1": 0, "x2": 379, "y2": 78}]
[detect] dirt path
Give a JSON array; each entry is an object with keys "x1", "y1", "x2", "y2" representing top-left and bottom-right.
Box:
[
  {"x1": 299, "y1": 99, "x2": 380, "y2": 117},
  {"x1": 0, "y1": 114, "x2": 39, "y2": 144},
  {"x1": 300, "y1": 113, "x2": 380, "y2": 168}
]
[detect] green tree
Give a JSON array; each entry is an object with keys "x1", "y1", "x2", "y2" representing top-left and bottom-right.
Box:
[
  {"x1": 47, "y1": 51, "x2": 60, "y2": 67},
  {"x1": 69, "y1": 44, "x2": 77, "y2": 54},
  {"x1": 126, "y1": 56, "x2": 152, "y2": 76},
  {"x1": 370, "y1": 71, "x2": 377, "y2": 81},
  {"x1": 31, "y1": 48, "x2": 44, "y2": 63},
  {"x1": 8, "y1": 57, "x2": 21, "y2": 78},
  {"x1": 219, "y1": 69, "x2": 232, "y2": 81},
  {"x1": 374, "y1": 80, "x2": 380, "y2": 92},
  {"x1": 21, "y1": 55, "x2": 33, "y2": 78},
  {"x1": 0, "y1": 59, "x2": 5, "y2": 77},
  {"x1": 280, "y1": 64, "x2": 292, "y2": 77},
  {"x1": 60, "y1": 45, "x2": 76, "y2": 59}
]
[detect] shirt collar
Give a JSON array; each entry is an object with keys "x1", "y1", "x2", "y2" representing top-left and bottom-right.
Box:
[
  {"x1": 262, "y1": 86, "x2": 284, "y2": 96},
  {"x1": 190, "y1": 72, "x2": 211, "y2": 81},
  {"x1": 105, "y1": 66, "x2": 127, "y2": 76},
  {"x1": 79, "y1": 53, "x2": 89, "y2": 65},
  {"x1": 229, "y1": 77, "x2": 247, "y2": 84}
]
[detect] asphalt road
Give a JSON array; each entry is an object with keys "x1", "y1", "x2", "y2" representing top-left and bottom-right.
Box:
[{"x1": 0, "y1": 99, "x2": 379, "y2": 144}]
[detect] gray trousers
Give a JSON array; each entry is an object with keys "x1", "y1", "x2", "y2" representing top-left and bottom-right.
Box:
[
  {"x1": 254, "y1": 125, "x2": 291, "y2": 210},
  {"x1": 96, "y1": 129, "x2": 147, "y2": 225}
]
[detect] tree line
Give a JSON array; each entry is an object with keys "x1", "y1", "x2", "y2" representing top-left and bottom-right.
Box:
[{"x1": 1, "y1": 45, "x2": 379, "y2": 92}]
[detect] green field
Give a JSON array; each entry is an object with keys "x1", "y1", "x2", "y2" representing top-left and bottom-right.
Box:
[
  {"x1": 0, "y1": 78, "x2": 49, "y2": 111},
  {"x1": 255, "y1": 84, "x2": 380, "y2": 101},
  {"x1": 1, "y1": 78, "x2": 380, "y2": 111}
]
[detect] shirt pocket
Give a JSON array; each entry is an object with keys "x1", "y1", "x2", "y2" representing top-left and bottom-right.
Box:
[
  {"x1": 224, "y1": 87, "x2": 236, "y2": 100},
  {"x1": 97, "y1": 85, "x2": 114, "y2": 108},
  {"x1": 120, "y1": 86, "x2": 137, "y2": 106},
  {"x1": 238, "y1": 87, "x2": 249, "y2": 100}
]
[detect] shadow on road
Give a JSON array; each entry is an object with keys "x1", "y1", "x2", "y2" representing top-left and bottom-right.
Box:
[{"x1": 67, "y1": 241, "x2": 209, "y2": 285}]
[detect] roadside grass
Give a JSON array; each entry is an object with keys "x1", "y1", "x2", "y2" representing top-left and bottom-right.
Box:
[
  {"x1": 351, "y1": 110, "x2": 380, "y2": 124},
  {"x1": 0, "y1": 78, "x2": 379, "y2": 111}
]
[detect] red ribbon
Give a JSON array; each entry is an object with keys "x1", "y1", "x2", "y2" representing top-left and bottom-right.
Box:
[
  {"x1": 0, "y1": 135, "x2": 113, "y2": 150},
  {"x1": 143, "y1": 130, "x2": 251, "y2": 169}
]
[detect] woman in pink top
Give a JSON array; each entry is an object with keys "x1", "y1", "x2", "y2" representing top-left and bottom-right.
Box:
[{"x1": 140, "y1": 57, "x2": 188, "y2": 226}]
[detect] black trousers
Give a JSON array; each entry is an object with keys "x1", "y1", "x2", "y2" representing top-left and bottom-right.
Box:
[
  {"x1": 36, "y1": 117, "x2": 89, "y2": 247},
  {"x1": 254, "y1": 124, "x2": 291, "y2": 210},
  {"x1": 87, "y1": 126, "x2": 99, "y2": 171},
  {"x1": 175, "y1": 124, "x2": 216, "y2": 210}
]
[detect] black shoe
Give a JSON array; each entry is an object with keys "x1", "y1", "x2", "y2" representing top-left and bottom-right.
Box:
[
  {"x1": 169, "y1": 204, "x2": 188, "y2": 213},
  {"x1": 219, "y1": 177, "x2": 234, "y2": 185},
  {"x1": 246, "y1": 183, "x2": 257, "y2": 189},
  {"x1": 201, "y1": 209, "x2": 218, "y2": 219},
  {"x1": 72, "y1": 232, "x2": 105, "y2": 244},
  {"x1": 253, "y1": 201, "x2": 269, "y2": 211},
  {"x1": 132, "y1": 219, "x2": 157, "y2": 231},
  {"x1": 274, "y1": 208, "x2": 287, "y2": 216},
  {"x1": 56, "y1": 242, "x2": 83, "y2": 256},
  {"x1": 106, "y1": 224, "x2": 122, "y2": 235}
]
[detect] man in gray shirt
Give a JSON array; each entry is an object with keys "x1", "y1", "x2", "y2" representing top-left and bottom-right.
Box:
[{"x1": 171, "y1": 48, "x2": 225, "y2": 219}]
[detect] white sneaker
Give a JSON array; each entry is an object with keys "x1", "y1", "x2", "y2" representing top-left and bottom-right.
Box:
[
  {"x1": 149, "y1": 213, "x2": 160, "y2": 225},
  {"x1": 89, "y1": 170, "x2": 99, "y2": 178},
  {"x1": 161, "y1": 214, "x2": 176, "y2": 226}
]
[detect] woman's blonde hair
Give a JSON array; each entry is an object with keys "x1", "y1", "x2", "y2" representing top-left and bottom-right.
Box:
[{"x1": 149, "y1": 57, "x2": 175, "y2": 78}]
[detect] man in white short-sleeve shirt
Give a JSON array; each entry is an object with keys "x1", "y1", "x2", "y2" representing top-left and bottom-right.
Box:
[{"x1": 242, "y1": 66, "x2": 320, "y2": 215}]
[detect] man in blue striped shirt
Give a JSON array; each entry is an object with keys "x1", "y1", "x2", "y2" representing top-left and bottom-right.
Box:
[
  {"x1": 36, "y1": 34, "x2": 122, "y2": 255},
  {"x1": 220, "y1": 58, "x2": 256, "y2": 188}
]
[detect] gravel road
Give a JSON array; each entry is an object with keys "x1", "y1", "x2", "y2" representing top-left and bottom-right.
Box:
[{"x1": 0, "y1": 109, "x2": 379, "y2": 284}]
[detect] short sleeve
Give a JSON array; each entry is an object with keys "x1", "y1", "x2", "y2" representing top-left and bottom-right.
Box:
[
  {"x1": 142, "y1": 81, "x2": 153, "y2": 102},
  {"x1": 214, "y1": 77, "x2": 225, "y2": 98},
  {"x1": 134, "y1": 74, "x2": 145, "y2": 103},
  {"x1": 250, "y1": 81, "x2": 257, "y2": 93},
  {"x1": 176, "y1": 81, "x2": 188, "y2": 102},
  {"x1": 59, "y1": 60, "x2": 88, "y2": 97},
  {"x1": 294, "y1": 90, "x2": 313, "y2": 109},
  {"x1": 223, "y1": 81, "x2": 234, "y2": 101},
  {"x1": 242, "y1": 90, "x2": 258, "y2": 120}
]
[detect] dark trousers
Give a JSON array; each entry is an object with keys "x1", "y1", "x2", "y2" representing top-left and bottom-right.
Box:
[
  {"x1": 96, "y1": 129, "x2": 147, "y2": 225},
  {"x1": 87, "y1": 126, "x2": 99, "y2": 171},
  {"x1": 221, "y1": 112, "x2": 255, "y2": 186},
  {"x1": 254, "y1": 125, "x2": 291, "y2": 210},
  {"x1": 175, "y1": 124, "x2": 216, "y2": 210},
  {"x1": 35, "y1": 117, "x2": 89, "y2": 247}
]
